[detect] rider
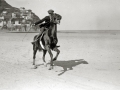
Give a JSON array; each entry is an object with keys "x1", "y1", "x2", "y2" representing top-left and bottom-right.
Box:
[{"x1": 31, "y1": 9, "x2": 58, "y2": 44}]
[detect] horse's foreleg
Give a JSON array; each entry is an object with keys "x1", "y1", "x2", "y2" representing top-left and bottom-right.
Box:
[
  {"x1": 53, "y1": 47, "x2": 60, "y2": 61},
  {"x1": 46, "y1": 45, "x2": 53, "y2": 70},
  {"x1": 43, "y1": 50, "x2": 47, "y2": 66}
]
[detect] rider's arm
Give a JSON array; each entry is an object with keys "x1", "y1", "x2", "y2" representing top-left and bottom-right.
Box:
[{"x1": 34, "y1": 17, "x2": 46, "y2": 25}]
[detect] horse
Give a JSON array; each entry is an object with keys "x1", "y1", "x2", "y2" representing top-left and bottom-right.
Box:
[{"x1": 32, "y1": 13, "x2": 62, "y2": 70}]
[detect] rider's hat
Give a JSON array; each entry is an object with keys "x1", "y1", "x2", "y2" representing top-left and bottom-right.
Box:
[{"x1": 48, "y1": 9, "x2": 54, "y2": 14}]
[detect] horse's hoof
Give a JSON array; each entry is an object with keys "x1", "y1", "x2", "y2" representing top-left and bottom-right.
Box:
[
  {"x1": 34, "y1": 65, "x2": 37, "y2": 69},
  {"x1": 53, "y1": 58, "x2": 57, "y2": 61},
  {"x1": 43, "y1": 63, "x2": 47, "y2": 67},
  {"x1": 48, "y1": 68, "x2": 53, "y2": 70},
  {"x1": 49, "y1": 66, "x2": 53, "y2": 70},
  {"x1": 48, "y1": 68, "x2": 51, "y2": 70}
]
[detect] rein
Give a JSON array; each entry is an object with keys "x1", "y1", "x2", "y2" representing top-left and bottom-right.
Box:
[{"x1": 22, "y1": 25, "x2": 32, "y2": 42}]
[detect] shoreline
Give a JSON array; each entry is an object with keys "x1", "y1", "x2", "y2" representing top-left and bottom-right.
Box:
[{"x1": 1, "y1": 29, "x2": 120, "y2": 34}]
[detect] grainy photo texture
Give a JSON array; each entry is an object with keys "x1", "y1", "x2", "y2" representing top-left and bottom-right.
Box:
[{"x1": 0, "y1": 0, "x2": 120, "y2": 90}]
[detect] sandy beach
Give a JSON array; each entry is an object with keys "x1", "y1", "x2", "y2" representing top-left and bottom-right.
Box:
[{"x1": 0, "y1": 30, "x2": 120, "y2": 90}]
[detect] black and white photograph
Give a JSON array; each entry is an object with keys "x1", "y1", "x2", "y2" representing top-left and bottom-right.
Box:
[{"x1": 0, "y1": 0, "x2": 120, "y2": 90}]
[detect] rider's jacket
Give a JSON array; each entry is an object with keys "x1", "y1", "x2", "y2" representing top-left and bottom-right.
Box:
[
  {"x1": 34, "y1": 13, "x2": 62, "y2": 28},
  {"x1": 35, "y1": 16, "x2": 51, "y2": 28}
]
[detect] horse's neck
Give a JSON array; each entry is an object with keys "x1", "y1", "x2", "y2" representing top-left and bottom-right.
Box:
[{"x1": 50, "y1": 24, "x2": 57, "y2": 37}]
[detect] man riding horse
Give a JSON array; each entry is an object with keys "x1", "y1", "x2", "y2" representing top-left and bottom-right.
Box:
[
  {"x1": 32, "y1": 9, "x2": 62, "y2": 70},
  {"x1": 31, "y1": 9, "x2": 62, "y2": 44}
]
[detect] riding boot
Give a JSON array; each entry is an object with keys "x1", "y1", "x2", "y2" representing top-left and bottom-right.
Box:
[
  {"x1": 31, "y1": 34, "x2": 41, "y2": 44},
  {"x1": 31, "y1": 27, "x2": 45, "y2": 44},
  {"x1": 50, "y1": 35, "x2": 57, "y2": 44}
]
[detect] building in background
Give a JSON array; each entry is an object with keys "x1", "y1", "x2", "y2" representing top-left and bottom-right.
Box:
[{"x1": 0, "y1": 0, "x2": 40, "y2": 31}]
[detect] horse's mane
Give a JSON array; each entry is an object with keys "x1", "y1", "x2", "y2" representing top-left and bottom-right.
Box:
[{"x1": 54, "y1": 13, "x2": 62, "y2": 20}]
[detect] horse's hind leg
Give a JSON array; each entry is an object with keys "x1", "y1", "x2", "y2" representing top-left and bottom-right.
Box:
[
  {"x1": 32, "y1": 35, "x2": 40, "y2": 68},
  {"x1": 53, "y1": 47, "x2": 60, "y2": 61},
  {"x1": 42, "y1": 50, "x2": 47, "y2": 66},
  {"x1": 33, "y1": 49, "x2": 38, "y2": 69},
  {"x1": 33, "y1": 49, "x2": 37, "y2": 65}
]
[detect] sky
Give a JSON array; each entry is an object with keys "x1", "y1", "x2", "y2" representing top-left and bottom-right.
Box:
[{"x1": 5, "y1": 0, "x2": 120, "y2": 30}]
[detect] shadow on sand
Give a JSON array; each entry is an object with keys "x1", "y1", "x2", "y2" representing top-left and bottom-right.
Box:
[{"x1": 54, "y1": 59, "x2": 88, "y2": 76}]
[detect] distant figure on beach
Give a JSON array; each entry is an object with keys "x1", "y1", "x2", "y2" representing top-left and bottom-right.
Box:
[{"x1": 31, "y1": 9, "x2": 62, "y2": 44}]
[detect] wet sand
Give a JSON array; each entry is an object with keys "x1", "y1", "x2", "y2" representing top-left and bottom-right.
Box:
[{"x1": 0, "y1": 30, "x2": 120, "y2": 90}]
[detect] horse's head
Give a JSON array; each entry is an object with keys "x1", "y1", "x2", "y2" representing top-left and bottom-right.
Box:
[{"x1": 54, "y1": 13, "x2": 62, "y2": 24}]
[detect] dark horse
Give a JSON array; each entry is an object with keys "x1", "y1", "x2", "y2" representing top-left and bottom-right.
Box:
[{"x1": 32, "y1": 14, "x2": 62, "y2": 70}]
